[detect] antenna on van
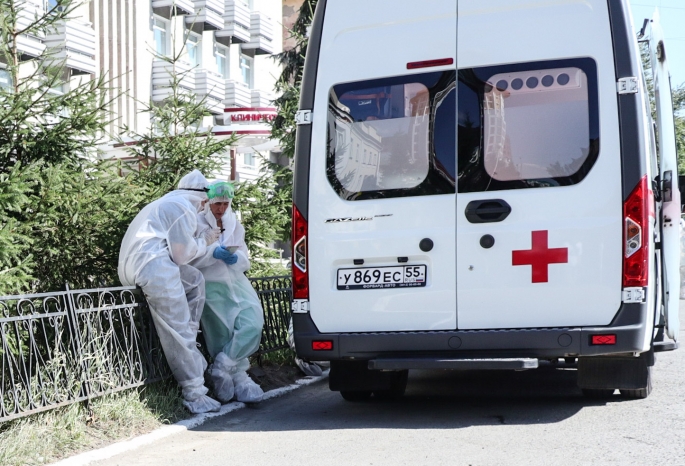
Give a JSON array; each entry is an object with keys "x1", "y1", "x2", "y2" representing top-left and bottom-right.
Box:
[{"x1": 637, "y1": 18, "x2": 650, "y2": 41}]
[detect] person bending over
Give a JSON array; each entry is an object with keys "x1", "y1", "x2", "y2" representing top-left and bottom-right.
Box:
[{"x1": 118, "y1": 170, "x2": 224, "y2": 414}]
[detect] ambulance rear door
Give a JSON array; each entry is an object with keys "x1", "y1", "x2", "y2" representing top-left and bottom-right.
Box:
[
  {"x1": 455, "y1": 0, "x2": 623, "y2": 330},
  {"x1": 649, "y1": 11, "x2": 681, "y2": 341},
  {"x1": 306, "y1": 0, "x2": 458, "y2": 333}
]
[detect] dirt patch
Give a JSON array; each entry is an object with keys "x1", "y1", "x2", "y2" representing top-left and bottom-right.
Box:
[{"x1": 248, "y1": 362, "x2": 304, "y2": 393}]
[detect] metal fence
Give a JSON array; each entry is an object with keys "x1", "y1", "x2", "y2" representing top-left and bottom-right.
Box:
[
  {"x1": 250, "y1": 276, "x2": 292, "y2": 356},
  {"x1": 0, "y1": 276, "x2": 292, "y2": 423}
]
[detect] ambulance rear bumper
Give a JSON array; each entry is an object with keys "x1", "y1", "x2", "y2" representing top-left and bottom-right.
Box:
[{"x1": 292, "y1": 303, "x2": 652, "y2": 361}]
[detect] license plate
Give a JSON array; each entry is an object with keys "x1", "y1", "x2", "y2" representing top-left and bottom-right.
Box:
[{"x1": 337, "y1": 265, "x2": 427, "y2": 290}]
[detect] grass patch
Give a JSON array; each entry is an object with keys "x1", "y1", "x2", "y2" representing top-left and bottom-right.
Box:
[
  {"x1": 255, "y1": 348, "x2": 296, "y2": 367},
  {"x1": 0, "y1": 354, "x2": 304, "y2": 466},
  {"x1": 0, "y1": 379, "x2": 188, "y2": 466}
]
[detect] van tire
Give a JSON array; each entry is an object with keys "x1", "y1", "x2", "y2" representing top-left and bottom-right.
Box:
[
  {"x1": 373, "y1": 370, "x2": 408, "y2": 400},
  {"x1": 340, "y1": 390, "x2": 372, "y2": 402},
  {"x1": 582, "y1": 388, "x2": 615, "y2": 398},
  {"x1": 620, "y1": 367, "x2": 653, "y2": 399}
]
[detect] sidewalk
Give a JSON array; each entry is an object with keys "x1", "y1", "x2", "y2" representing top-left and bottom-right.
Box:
[{"x1": 51, "y1": 372, "x2": 329, "y2": 466}]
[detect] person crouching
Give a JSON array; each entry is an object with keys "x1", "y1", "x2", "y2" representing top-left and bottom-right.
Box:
[{"x1": 192, "y1": 180, "x2": 265, "y2": 403}]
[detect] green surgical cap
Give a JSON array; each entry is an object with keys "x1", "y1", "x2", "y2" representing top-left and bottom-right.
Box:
[{"x1": 207, "y1": 182, "x2": 235, "y2": 203}]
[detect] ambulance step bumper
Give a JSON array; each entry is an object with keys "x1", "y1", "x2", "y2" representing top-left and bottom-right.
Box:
[{"x1": 368, "y1": 358, "x2": 539, "y2": 371}]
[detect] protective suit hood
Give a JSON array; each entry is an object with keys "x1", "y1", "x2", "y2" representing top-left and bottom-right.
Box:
[{"x1": 175, "y1": 170, "x2": 209, "y2": 212}]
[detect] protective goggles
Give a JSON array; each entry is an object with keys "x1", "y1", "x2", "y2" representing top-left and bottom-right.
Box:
[{"x1": 207, "y1": 182, "x2": 235, "y2": 200}]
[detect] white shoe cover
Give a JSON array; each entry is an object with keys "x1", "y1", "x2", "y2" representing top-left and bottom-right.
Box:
[
  {"x1": 182, "y1": 394, "x2": 221, "y2": 414},
  {"x1": 232, "y1": 371, "x2": 264, "y2": 403},
  {"x1": 208, "y1": 353, "x2": 236, "y2": 403},
  {"x1": 295, "y1": 357, "x2": 323, "y2": 377}
]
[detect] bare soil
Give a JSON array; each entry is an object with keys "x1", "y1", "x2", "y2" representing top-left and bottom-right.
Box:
[{"x1": 248, "y1": 362, "x2": 304, "y2": 393}]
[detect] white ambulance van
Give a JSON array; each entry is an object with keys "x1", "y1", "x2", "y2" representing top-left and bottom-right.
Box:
[{"x1": 291, "y1": 0, "x2": 681, "y2": 401}]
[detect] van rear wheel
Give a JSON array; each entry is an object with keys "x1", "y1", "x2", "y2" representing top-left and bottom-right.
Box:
[
  {"x1": 620, "y1": 367, "x2": 652, "y2": 399},
  {"x1": 340, "y1": 390, "x2": 372, "y2": 402}
]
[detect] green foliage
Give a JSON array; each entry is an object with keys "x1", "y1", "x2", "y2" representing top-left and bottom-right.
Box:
[
  {"x1": 639, "y1": 42, "x2": 685, "y2": 174},
  {"x1": 270, "y1": 0, "x2": 317, "y2": 163},
  {"x1": 266, "y1": 0, "x2": 318, "y2": 245},
  {"x1": 24, "y1": 160, "x2": 147, "y2": 290},
  {"x1": 232, "y1": 162, "x2": 292, "y2": 276},
  {"x1": 0, "y1": 164, "x2": 33, "y2": 293},
  {"x1": 0, "y1": 0, "x2": 143, "y2": 294}
]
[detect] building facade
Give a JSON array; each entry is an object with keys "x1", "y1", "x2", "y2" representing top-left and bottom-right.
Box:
[{"x1": 5, "y1": 0, "x2": 285, "y2": 182}]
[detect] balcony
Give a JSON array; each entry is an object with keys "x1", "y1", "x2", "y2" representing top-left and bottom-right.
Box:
[
  {"x1": 241, "y1": 11, "x2": 274, "y2": 56},
  {"x1": 15, "y1": 0, "x2": 46, "y2": 59},
  {"x1": 224, "y1": 80, "x2": 251, "y2": 108},
  {"x1": 215, "y1": 0, "x2": 251, "y2": 46},
  {"x1": 151, "y1": 59, "x2": 196, "y2": 102},
  {"x1": 151, "y1": 0, "x2": 194, "y2": 19},
  {"x1": 251, "y1": 89, "x2": 273, "y2": 108},
  {"x1": 195, "y1": 69, "x2": 225, "y2": 114},
  {"x1": 44, "y1": 19, "x2": 96, "y2": 75},
  {"x1": 185, "y1": 0, "x2": 224, "y2": 32}
]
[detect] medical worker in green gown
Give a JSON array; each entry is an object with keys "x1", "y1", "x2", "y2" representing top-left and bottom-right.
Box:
[{"x1": 194, "y1": 181, "x2": 265, "y2": 403}]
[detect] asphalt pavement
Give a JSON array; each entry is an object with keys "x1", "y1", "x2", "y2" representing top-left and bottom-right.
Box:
[{"x1": 93, "y1": 303, "x2": 685, "y2": 466}]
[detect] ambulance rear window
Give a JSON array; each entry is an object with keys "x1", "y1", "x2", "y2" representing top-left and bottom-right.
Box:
[
  {"x1": 459, "y1": 58, "x2": 599, "y2": 192},
  {"x1": 327, "y1": 71, "x2": 456, "y2": 201}
]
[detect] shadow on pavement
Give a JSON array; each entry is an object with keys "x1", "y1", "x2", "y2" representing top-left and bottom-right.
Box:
[{"x1": 194, "y1": 362, "x2": 631, "y2": 433}]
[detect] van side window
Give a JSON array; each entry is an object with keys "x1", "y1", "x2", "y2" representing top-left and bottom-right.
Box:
[
  {"x1": 327, "y1": 72, "x2": 456, "y2": 201},
  {"x1": 459, "y1": 58, "x2": 599, "y2": 192}
]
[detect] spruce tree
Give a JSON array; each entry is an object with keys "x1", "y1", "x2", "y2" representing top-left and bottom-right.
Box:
[{"x1": 0, "y1": 0, "x2": 144, "y2": 293}]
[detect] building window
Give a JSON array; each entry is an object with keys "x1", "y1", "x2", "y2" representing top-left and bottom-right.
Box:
[
  {"x1": 240, "y1": 0, "x2": 254, "y2": 9},
  {"x1": 153, "y1": 18, "x2": 169, "y2": 56},
  {"x1": 0, "y1": 69, "x2": 12, "y2": 91},
  {"x1": 44, "y1": 0, "x2": 62, "y2": 12},
  {"x1": 240, "y1": 54, "x2": 253, "y2": 89},
  {"x1": 215, "y1": 43, "x2": 228, "y2": 78},
  {"x1": 187, "y1": 33, "x2": 201, "y2": 68},
  {"x1": 243, "y1": 152, "x2": 256, "y2": 167}
]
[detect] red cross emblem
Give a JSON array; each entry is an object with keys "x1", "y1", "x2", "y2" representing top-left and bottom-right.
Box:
[{"x1": 512, "y1": 230, "x2": 568, "y2": 283}]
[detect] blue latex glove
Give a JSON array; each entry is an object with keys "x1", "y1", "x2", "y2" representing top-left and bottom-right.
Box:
[{"x1": 212, "y1": 246, "x2": 238, "y2": 265}]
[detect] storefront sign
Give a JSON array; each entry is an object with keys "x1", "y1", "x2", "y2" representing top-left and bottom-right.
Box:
[{"x1": 225, "y1": 107, "x2": 277, "y2": 123}]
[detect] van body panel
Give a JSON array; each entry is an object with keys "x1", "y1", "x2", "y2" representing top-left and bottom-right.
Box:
[{"x1": 307, "y1": 0, "x2": 457, "y2": 333}]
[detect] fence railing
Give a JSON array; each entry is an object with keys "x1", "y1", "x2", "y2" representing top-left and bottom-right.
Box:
[
  {"x1": 250, "y1": 275, "x2": 292, "y2": 355},
  {"x1": 0, "y1": 276, "x2": 292, "y2": 423}
]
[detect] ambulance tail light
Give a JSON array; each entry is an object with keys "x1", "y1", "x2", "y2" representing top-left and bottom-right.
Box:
[
  {"x1": 623, "y1": 175, "x2": 649, "y2": 288},
  {"x1": 312, "y1": 340, "x2": 333, "y2": 351},
  {"x1": 590, "y1": 334, "x2": 617, "y2": 345},
  {"x1": 292, "y1": 204, "x2": 309, "y2": 299}
]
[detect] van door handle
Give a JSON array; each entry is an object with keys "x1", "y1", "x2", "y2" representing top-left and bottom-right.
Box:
[{"x1": 465, "y1": 199, "x2": 512, "y2": 223}]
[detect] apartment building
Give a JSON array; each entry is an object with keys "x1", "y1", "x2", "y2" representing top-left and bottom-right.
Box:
[{"x1": 5, "y1": 0, "x2": 284, "y2": 182}]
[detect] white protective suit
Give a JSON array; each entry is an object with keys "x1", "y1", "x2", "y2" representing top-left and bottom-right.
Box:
[
  {"x1": 118, "y1": 170, "x2": 221, "y2": 414},
  {"x1": 194, "y1": 185, "x2": 265, "y2": 403}
]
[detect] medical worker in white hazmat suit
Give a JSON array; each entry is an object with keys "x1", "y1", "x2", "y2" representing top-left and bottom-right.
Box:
[
  {"x1": 194, "y1": 181, "x2": 265, "y2": 403},
  {"x1": 118, "y1": 170, "x2": 233, "y2": 414}
]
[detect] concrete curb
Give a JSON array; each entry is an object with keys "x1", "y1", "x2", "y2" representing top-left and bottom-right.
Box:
[{"x1": 51, "y1": 371, "x2": 329, "y2": 466}]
